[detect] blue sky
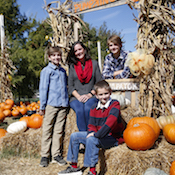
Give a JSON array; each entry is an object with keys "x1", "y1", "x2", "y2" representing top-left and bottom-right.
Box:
[{"x1": 17, "y1": 0, "x2": 138, "y2": 51}]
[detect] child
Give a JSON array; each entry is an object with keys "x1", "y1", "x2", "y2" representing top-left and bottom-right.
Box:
[
  {"x1": 39, "y1": 46, "x2": 69, "y2": 167},
  {"x1": 102, "y1": 34, "x2": 131, "y2": 79},
  {"x1": 58, "y1": 80, "x2": 125, "y2": 175}
]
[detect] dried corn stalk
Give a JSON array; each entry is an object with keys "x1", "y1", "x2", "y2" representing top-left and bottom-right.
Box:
[
  {"x1": 127, "y1": 0, "x2": 175, "y2": 118},
  {"x1": 44, "y1": 0, "x2": 87, "y2": 62},
  {"x1": 0, "y1": 39, "x2": 16, "y2": 102}
]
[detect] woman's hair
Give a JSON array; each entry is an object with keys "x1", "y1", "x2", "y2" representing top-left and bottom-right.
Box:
[
  {"x1": 47, "y1": 46, "x2": 62, "y2": 57},
  {"x1": 94, "y1": 80, "x2": 112, "y2": 94},
  {"x1": 107, "y1": 35, "x2": 122, "y2": 46},
  {"x1": 66, "y1": 41, "x2": 91, "y2": 65}
]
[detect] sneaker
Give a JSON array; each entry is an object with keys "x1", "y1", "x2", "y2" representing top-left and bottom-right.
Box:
[
  {"x1": 87, "y1": 171, "x2": 96, "y2": 175},
  {"x1": 58, "y1": 166, "x2": 82, "y2": 175},
  {"x1": 39, "y1": 157, "x2": 49, "y2": 167},
  {"x1": 52, "y1": 155, "x2": 67, "y2": 166}
]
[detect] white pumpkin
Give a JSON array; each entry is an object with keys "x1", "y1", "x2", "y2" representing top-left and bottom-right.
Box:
[
  {"x1": 7, "y1": 121, "x2": 27, "y2": 134},
  {"x1": 143, "y1": 168, "x2": 168, "y2": 175}
]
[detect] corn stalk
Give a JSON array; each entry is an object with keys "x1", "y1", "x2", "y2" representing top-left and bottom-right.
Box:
[
  {"x1": 44, "y1": 0, "x2": 87, "y2": 63},
  {"x1": 127, "y1": 0, "x2": 175, "y2": 118},
  {"x1": 0, "y1": 39, "x2": 16, "y2": 102}
]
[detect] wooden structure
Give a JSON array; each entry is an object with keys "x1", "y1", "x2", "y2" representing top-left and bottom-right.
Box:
[{"x1": 107, "y1": 79, "x2": 140, "y2": 107}]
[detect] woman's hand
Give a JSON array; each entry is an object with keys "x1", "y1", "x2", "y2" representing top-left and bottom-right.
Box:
[
  {"x1": 113, "y1": 70, "x2": 123, "y2": 77},
  {"x1": 86, "y1": 132, "x2": 94, "y2": 138},
  {"x1": 39, "y1": 110, "x2": 45, "y2": 116},
  {"x1": 77, "y1": 94, "x2": 91, "y2": 103}
]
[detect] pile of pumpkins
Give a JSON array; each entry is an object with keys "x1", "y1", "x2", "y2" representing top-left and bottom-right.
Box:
[
  {"x1": 123, "y1": 115, "x2": 175, "y2": 151},
  {"x1": 0, "y1": 99, "x2": 43, "y2": 140}
]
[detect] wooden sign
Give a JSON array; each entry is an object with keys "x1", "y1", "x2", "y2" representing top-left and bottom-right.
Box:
[{"x1": 73, "y1": 0, "x2": 126, "y2": 14}]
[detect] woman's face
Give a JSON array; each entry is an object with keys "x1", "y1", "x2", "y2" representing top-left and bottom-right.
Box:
[
  {"x1": 74, "y1": 44, "x2": 85, "y2": 61},
  {"x1": 108, "y1": 42, "x2": 121, "y2": 55}
]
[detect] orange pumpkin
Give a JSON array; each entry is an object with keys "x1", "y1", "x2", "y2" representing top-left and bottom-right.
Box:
[
  {"x1": 163, "y1": 124, "x2": 175, "y2": 144},
  {"x1": 0, "y1": 102, "x2": 6, "y2": 110},
  {"x1": 3, "y1": 104, "x2": 12, "y2": 110},
  {"x1": 5, "y1": 99, "x2": 14, "y2": 106},
  {"x1": 0, "y1": 128, "x2": 7, "y2": 139},
  {"x1": 170, "y1": 160, "x2": 175, "y2": 175},
  {"x1": 19, "y1": 116, "x2": 30, "y2": 127},
  {"x1": 0, "y1": 111, "x2": 5, "y2": 121},
  {"x1": 123, "y1": 123, "x2": 156, "y2": 151},
  {"x1": 19, "y1": 106, "x2": 27, "y2": 115},
  {"x1": 3, "y1": 109, "x2": 12, "y2": 117},
  {"x1": 127, "y1": 116, "x2": 160, "y2": 139},
  {"x1": 28, "y1": 114, "x2": 43, "y2": 129},
  {"x1": 11, "y1": 108, "x2": 20, "y2": 117}
]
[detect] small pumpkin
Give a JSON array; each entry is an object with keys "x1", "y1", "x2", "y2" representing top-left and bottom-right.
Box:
[
  {"x1": 0, "y1": 128, "x2": 7, "y2": 139},
  {"x1": 5, "y1": 99, "x2": 14, "y2": 106},
  {"x1": 0, "y1": 111, "x2": 5, "y2": 121},
  {"x1": 127, "y1": 116, "x2": 160, "y2": 139},
  {"x1": 7, "y1": 121, "x2": 27, "y2": 134},
  {"x1": 11, "y1": 108, "x2": 20, "y2": 117},
  {"x1": 19, "y1": 116, "x2": 30, "y2": 127},
  {"x1": 3, "y1": 104, "x2": 12, "y2": 110},
  {"x1": 19, "y1": 106, "x2": 27, "y2": 115},
  {"x1": 123, "y1": 123, "x2": 156, "y2": 151},
  {"x1": 170, "y1": 160, "x2": 175, "y2": 175},
  {"x1": 3, "y1": 109, "x2": 12, "y2": 117},
  {"x1": 144, "y1": 168, "x2": 168, "y2": 175},
  {"x1": 163, "y1": 123, "x2": 175, "y2": 144},
  {"x1": 28, "y1": 114, "x2": 43, "y2": 129}
]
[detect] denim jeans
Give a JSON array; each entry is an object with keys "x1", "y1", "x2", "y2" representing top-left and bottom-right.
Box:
[
  {"x1": 67, "y1": 132, "x2": 118, "y2": 167},
  {"x1": 70, "y1": 98, "x2": 98, "y2": 131}
]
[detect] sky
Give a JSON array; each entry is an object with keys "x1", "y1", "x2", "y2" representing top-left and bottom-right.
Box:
[{"x1": 17, "y1": 0, "x2": 139, "y2": 52}]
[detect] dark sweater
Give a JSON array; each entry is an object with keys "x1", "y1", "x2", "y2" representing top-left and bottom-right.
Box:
[{"x1": 88, "y1": 100, "x2": 125, "y2": 140}]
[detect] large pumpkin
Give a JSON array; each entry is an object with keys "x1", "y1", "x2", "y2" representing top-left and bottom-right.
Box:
[
  {"x1": 127, "y1": 116, "x2": 160, "y2": 139},
  {"x1": 170, "y1": 160, "x2": 175, "y2": 175},
  {"x1": 0, "y1": 128, "x2": 7, "y2": 139},
  {"x1": 123, "y1": 123, "x2": 156, "y2": 150},
  {"x1": 28, "y1": 114, "x2": 43, "y2": 129},
  {"x1": 163, "y1": 124, "x2": 175, "y2": 144}
]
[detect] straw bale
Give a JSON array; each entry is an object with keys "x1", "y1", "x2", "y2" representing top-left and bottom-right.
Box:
[{"x1": 1, "y1": 108, "x2": 175, "y2": 175}]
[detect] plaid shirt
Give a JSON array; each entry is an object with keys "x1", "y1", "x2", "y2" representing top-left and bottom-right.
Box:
[{"x1": 102, "y1": 50, "x2": 131, "y2": 79}]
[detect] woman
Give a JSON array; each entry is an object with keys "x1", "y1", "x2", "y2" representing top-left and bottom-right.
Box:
[
  {"x1": 67, "y1": 41, "x2": 103, "y2": 131},
  {"x1": 102, "y1": 35, "x2": 131, "y2": 79}
]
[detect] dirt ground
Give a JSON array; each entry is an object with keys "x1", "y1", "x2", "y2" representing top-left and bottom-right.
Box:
[{"x1": 0, "y1": 156, "x2": 71, "y2": 175}]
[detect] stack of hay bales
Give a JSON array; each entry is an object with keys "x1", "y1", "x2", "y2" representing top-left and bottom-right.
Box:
[{"x1": 0, "y1": 108, "x2": 175, "y2": 174}]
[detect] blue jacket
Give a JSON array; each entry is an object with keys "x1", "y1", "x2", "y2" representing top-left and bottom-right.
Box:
[{"x1": 39, "y1": 62, "x2": 69, "y2": 110}]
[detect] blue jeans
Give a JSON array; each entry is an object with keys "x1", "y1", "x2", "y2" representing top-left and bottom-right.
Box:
[
  {"x1": 67, "y1": 132, "x2": 118, "y2": 167},
  {"x1": 70, "y1": 98, "x2": 98, "y2": 131}
]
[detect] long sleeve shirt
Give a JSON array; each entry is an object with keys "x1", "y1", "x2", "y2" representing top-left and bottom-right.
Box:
[
  {"x1": 68, "y1": 60, "x2": 103, "y2": 102},
  {"x1": 88, "y1": 99, "x2": 125, "y2": 140},
  {"x1": 39, "y1": 62, "x2": 69, "y2": 110},
  {"x1": 102, "y1": 50, "x2": 131, "y2": 79}
]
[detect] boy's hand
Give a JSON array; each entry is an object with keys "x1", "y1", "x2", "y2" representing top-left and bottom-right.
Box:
[{"x1": 86, "y1": 132, "x2": 94, "y2": 138}]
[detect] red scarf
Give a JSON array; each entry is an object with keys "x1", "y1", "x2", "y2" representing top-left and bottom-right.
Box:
[{"x1": 74, "y1": 59, "x2": 93, "y2": 84}]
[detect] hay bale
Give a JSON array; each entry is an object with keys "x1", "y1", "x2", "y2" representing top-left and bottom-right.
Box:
[{"x1": 1, "y1": 108, "x2": 175, "y2": 175}]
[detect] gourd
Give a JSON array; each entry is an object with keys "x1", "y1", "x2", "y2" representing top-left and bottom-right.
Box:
[
  {"x1": 156, "y1": 115, "x2": 175, "y2": 129},
  {"x1": 127, "y1": 116, "x2": 160, "y2": 139},
  {"x1": 7, "y1": 121, "x2": 27, "y2": 134},
  {"x1": 144, "y1": 168, "x2": 168, "y2": 175},
  {"x1": 0, "y1": 128, "x2": 7, "y2": 139},
  {"x1": 28, "y1": 114, "x2": 43, "y2": 129},
  {"x1": 123, "y1": 123, "x2": 156, "y2": 150},
  {"x1": 111, "y1": 94, "x2": 127, "y2": 109},
  {"x1": 163, "y1": 123, "x2": 175, "y2": 144},
  {"x1": 170, "y1": 160, "x2": 175, "y2": 175}
]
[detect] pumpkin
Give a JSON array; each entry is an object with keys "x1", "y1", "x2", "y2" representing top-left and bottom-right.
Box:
[
  {"x1": 0, "y1": 111, "x2": 5, "y2": 121},
  {"x1": 3, "y1": 109, "x2": 12, "y2": 117},
  {"x1": 3, "y1": 104, "x2": 12, "y2": 110},
  {"x1": 170, "y1": 160, "x2": 175, "y2": 175},
  {"x1": 156, "y1": 115, "x2": 175, "y2": 129},
  {"x1": 28, "y1": 114, "x2": 43, "y2": 129},
  {"x1": 5, "y1": 99, "x2": 14, "y2": 106},
  {"x1": 0, "y1": 128, "x2": 7, "y2": 139},
  {"x1": 144, "y1": 168, "x2": 168, "y2": 175},
  {"x1": 19, "y1": 116, "x2": 30, "y2": 127},
  {"x1": 163, "y1": 123, "x2": 175, "y2": 144},
  {"x1": 19, "y1": 106, "x2": 27, "y2": 115},
  {"x1": 127, "y1": 116, "x2": 160, "y2": 139},
  {"x1": 11, "y1": 108, "x2": 20, "y2": 117},
  {"x1": 7, "y1": 121, "x2": 27, "y2": 134},
  {"x1": 123, "y1": 123, "x2": 156, "y2": 150},
  {"x1": 0, "y1": 102, "x2": 6, "y2": 110}
]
